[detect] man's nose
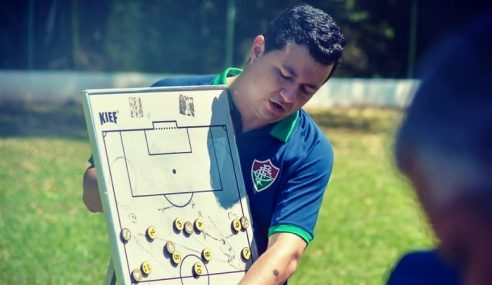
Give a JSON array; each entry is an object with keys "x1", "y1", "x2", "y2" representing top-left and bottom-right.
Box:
[{"x1": 279, "y1": 84, "x2": 297, "y2": 102}]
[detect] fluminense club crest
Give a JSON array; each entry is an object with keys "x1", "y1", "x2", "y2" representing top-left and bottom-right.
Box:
[{"x1": 251, "y1": 159, "x2": 279, "y2": 192}]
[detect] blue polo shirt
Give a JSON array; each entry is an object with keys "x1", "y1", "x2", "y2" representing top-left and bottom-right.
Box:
[
  {"x1": 387, "y1": 250, "x2": 461, "y2": 285},
  {"x1": 153, "y1": 68, "x2": 334, "y2": 255}
]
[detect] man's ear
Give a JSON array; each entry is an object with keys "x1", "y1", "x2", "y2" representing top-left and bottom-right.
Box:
[{"x1": 249, "y1": 35, "x2": 265, "y2": 64}]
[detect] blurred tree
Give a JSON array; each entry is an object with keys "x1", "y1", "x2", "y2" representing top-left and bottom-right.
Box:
[
  {"x1": 72, "y1": 0, "x2": 112, "y2": 70},
  {"x1": 337, "y1": 0, "x2": 414, "y2": 78},
  {"x1": 1, "y1": 0, "x2": 490, "y2": 77},
  {"x1": 103, "y1": 0, "x2": 228, "y2": 73},
  {"x1": 104, "y1": 0, "x2": 144, "y2": 71}
]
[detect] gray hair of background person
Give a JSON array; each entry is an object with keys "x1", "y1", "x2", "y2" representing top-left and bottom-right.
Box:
[{"x1": 394, "y1": 11, "x2": 492, "y2": 216}]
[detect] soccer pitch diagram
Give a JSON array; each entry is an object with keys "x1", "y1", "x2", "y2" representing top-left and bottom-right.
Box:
[{"x1": 82, "y1": 86, "x2": 257, "y2": 284}]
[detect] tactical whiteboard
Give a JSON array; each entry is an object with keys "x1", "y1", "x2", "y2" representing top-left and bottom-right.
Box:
[{"x1": 81, "y1": 86, "x2": 257, "y2": 285}]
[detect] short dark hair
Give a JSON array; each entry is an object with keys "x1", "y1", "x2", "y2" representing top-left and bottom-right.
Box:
[{"x1": 263, "y1": 4, "x2": 346, "y2": 76}]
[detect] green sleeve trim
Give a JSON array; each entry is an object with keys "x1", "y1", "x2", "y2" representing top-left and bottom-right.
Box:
[{"x1": 268, "y1": 224, "x2": 313, "y2": 244}]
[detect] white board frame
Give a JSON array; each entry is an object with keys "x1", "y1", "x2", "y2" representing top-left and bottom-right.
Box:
[{"x1": 81, "y1": 86, "x2": 257, "y2": 285}]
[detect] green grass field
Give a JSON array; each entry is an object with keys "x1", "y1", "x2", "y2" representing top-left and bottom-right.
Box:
[{"x1": 0, "y1": 101, "x2": 435, "y2": 284}]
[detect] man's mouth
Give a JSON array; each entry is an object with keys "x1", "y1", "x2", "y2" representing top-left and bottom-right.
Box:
[{"x1": 270, "y1": 100, "x2": 285, "y2": 113}]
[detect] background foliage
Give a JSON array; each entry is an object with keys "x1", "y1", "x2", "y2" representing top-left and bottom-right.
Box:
[{"x1": 1, "y1": 0, "x2": 491, "y2": 77}]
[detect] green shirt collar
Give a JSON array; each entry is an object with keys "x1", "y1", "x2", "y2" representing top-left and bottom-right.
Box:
[
  {"x1": 212, "y1": 67, "x2": 299, "y2": 143},
  {"x1": 211, "y1": 67, "x2": 242, "y2": 85},
  {"x1": 269, "y1": 112, "x2": 298, "y2": 142}
]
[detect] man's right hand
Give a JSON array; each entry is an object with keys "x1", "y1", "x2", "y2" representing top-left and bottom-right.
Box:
[{"x1": 83, "y1": 166, "x2": 103, "y2": 212}]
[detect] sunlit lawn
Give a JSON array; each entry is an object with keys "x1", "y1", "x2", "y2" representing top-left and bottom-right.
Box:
[
  {"x1": 0, "y1": 102, "x2": 434, "y2": 284},
  {"x1": 292, "y1": 109, "x2": 435, "y2": 284}
]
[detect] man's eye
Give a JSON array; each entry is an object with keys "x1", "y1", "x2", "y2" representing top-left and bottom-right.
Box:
[
  {"x1": 301, "y1": 87, "x2": 315, "y2": 97},
  {"x1": 278, "y1": 70, "x2": 291, "y2": 80},
  {"x1": 300, "y1": 90, "x2": 310, "y2": 97}
]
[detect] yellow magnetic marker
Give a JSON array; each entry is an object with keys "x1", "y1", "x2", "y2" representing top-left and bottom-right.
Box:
[
  {"x1": 202, "y1": 248, "x2": 212, "y2": 262},
  {"x1": 193, "y1": 262, "x2": 204, "y2": 276},
  {"x1": 241, "y1": 247, "x2": 251, "y2": 261},
  {"x1": 171, "y1": 251, "x2": 182, "y2": 265},
  {"x1": 194, "y1": 218, "x2": 205, "y2": 232},
  {"x1": 146, "y1": 226, "x2": 157, "y2": 240},
  {"x1": 140, "y1": 261, "x2": 152, "y2": 275},
  {"x1": 174, "y1": 218, "x2": 184, "y2": 232},
  {"x1": 231, "y1": 219, "x2": 242, "y2": 232}
]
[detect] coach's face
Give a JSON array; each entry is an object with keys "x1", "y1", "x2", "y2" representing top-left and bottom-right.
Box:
[{"x1": 235, "y1": 35, "x2": 333, "y2": 131}]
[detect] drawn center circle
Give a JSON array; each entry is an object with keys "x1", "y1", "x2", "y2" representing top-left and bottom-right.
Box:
[{"x1": 180, "y1": 255, "x2": 210, "y2": 285}]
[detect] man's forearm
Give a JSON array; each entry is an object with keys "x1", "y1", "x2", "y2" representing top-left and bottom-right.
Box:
[{"x1": 239, "y1": 233, "x2": 306, "y2": 285}]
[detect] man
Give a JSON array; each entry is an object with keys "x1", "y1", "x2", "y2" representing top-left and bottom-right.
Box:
[
  {"x1": 388, "y1": 11, "x2": 492, "y2": 285},
  {"x1": 84, "y1": 4, "x2": 345, "y2": 284}
]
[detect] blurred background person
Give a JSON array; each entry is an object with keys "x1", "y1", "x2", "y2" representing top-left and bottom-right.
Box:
[{"x1": 388, "y1": 10, "x2": 492, "y2": 285}]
